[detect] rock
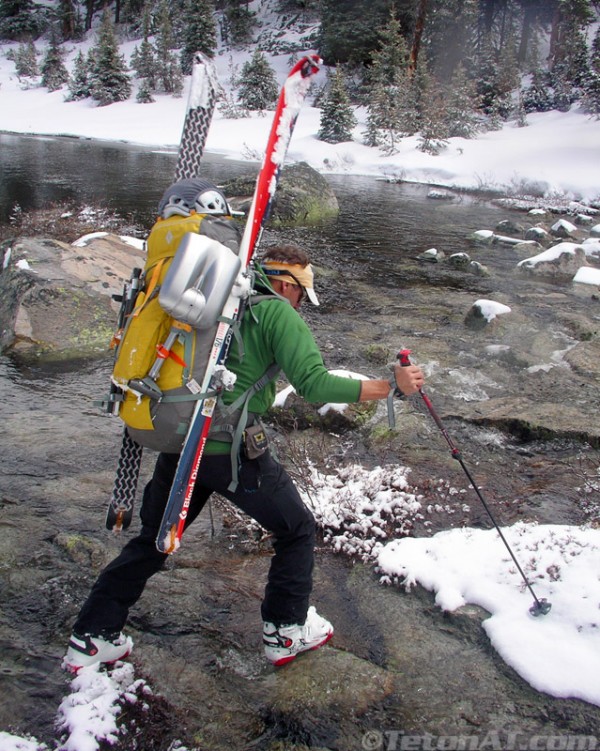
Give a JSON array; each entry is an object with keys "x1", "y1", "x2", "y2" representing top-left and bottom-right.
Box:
[
  {"x1": 427, "y1": 189, "x2": 455, "y2": 200},
  {"x1": 0, "y1": 234, "x2": 145, "y2": 357},
  {"x1": 470, "y1": 230, "x2": 495, "y2": 245},
  {"x1": 223, "y1": 162, "x2": 339, "y2": 226},
  {"x1": 469, "y1": 260, "x2": 491, "y2": 277},
  {"x1": 565, "y1": 339, "x2": 600, "y2": 377},
  {"x1": 457, "y1": 395, "x2": 600, "y2": 447},
  {"x1": 524, "y1": 226, "x2": 549, "y2": 242},
  {"x1": 447, "y1": 252, "x2": 471, "y2": 270},
  {"x1": 582, "y1": 237, "x2": 600, "y2": 260},
  {"x1": 464, "y1": 299, "x2": 511, "y2": 330},
  {"x1": 550, "y1": 218, "x2": 579, "y2": 238},
  {"x1": 513, "y1": 240, "x2": 543, "y2": 253},
  {"x1": 494, "y1": 234, "x2": 534, "y2": 246},
  {"x1": 591, "y1": 223, "x2": 600, "y2": 238},
  {"x1": 517, "y1": 242, "x2": 588, "y2": 279},
  {"x1": 495, "y1": 219, "x2": 525, "y2": 235},
  {"x1": 418, "y1": 247, "x2": 445, "y2": 263},
  {"x1": 269, "y1": 384, "x2": 377, "y2": 433},
  {"x1": 574, "y1": 213, "x2": 594, "y2": 226},
  {"x1": 556, "y1": 311, "x2": 599, "y2": 341},
  {"x1": 267, "y1": 647, "x2": 394, "y2": 715}
]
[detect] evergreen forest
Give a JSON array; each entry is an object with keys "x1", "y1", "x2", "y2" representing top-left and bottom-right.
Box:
[{"x1": 2, "y1": 0, "x2": 599, "y2": 153}]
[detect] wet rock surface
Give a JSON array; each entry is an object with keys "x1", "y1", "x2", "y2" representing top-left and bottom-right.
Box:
[
  {"x1": 1, "y1": 195, "x2": 600, "y2": 748},
  {"x1": 0, "y1": 234, "x2": 145, "y2": 356}
]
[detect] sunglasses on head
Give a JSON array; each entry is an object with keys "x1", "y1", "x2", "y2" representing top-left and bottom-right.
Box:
[{"x1": 265, "y1": 268, "x2": 307, "y2": 303}]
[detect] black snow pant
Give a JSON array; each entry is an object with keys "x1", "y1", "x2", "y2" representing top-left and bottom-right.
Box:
[{"x1": 73, "y1": 450, "x2": 316, "y2": 636}]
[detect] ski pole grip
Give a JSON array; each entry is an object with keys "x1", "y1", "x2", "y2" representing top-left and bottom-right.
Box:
[{"x1": 398, "y1": 349, "x2": 412, "y2": 367}]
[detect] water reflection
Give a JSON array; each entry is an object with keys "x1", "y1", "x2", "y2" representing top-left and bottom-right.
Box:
[{"x1": 0, "y1": 133, "x2": 256, "y2": 222}]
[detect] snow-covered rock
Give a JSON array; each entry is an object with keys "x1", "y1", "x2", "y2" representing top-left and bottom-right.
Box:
[
  {"x1": 517, "y1": 242, "x2": 588, "y2": 278},
  {"x1": 464, "y1": 299, "x2": 511, "y2": 330},
  {"x1": 417, "y1": 247, "x2": 445, "y2": 263},
  {"x1": 550, "y1": 218, "x2": 579, "y2": 239}
]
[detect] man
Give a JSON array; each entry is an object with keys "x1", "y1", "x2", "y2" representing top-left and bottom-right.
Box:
[{"x1": 63, "y1": 195, "x2": 424, "y2": 672}]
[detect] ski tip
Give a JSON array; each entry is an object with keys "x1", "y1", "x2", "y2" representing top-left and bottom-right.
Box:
[{"x1": 290, "y1": 54, "x2": 322, "y2": 79}]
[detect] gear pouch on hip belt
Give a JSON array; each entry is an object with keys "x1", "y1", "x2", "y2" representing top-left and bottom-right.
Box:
[{"x1": 243, "y1": 423, "x2": 269, "y2": 460}]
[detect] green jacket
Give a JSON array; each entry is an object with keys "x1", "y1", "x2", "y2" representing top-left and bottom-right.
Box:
[{"x1": 205, "y1": 297, "x2": 362, "y2": 454}]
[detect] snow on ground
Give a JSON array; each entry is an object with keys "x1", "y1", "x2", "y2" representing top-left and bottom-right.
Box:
[
  {"x1": 296, "y1": 455, "x2": 600, "y2": 707},
  {"x1": 0, "y1": 38, "x2": 599, "y2": 202}
]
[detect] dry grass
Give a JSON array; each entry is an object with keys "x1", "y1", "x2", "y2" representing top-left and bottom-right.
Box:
[{"x1": 0, "y1": 201, "x2": 144, "y2": 245}]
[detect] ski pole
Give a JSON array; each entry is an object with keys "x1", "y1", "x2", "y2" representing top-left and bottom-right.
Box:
[{"x1": 398, "y1": 349, "x2": 551, "y2": 617}]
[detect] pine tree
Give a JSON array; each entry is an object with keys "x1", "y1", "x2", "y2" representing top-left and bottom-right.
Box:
[
  {"x1": 14, "y1": 39, "x2": 38, "y2": 77},
  {"x1": 121, "y1": 0, "x2": 147, "y2": 31},
  {"x1": 582, "y1": 25, "x2": 600, "y2": 115},
  {"x1": 318, "y1": 66, "x2": 357, "y2": 143},
  {"x1": 57, "y1": 0, "x2": 79, "y2": 41},
  {"x1": 41, "y1": 31, "x2": 69, "y2": 91},
  {"x1": 444, "y1": 63, "x2": 480, "y2": 138},
  {"x1": 416, "y1": 67, "x2": 448, "y2": 154},
  {"x1": 67, "y1": 50, "x2": 90, "y2": 100},
  {"x1": 221, "y1": 0, "x2": 255, "y2": 48},
  {"x1": 180, "y1": 0, "x2": 217, "y2": 75},
  {"x1": 218, "y1": 55, "x2": 247, "y2": 118},
  {"x1": 136, "y1": 78, "x2": 155, "y2": 103},
  {"x1": 364, "y1": 11, "x2": 410, "y2": 153},
  {"x1": 155, "y1": 1, "x2": 183, "y2": 95},
  {"x1": 131, "y1": 9, "x2": 157, "y2": 90},
  {"x1": 0, "y1": 0, "x2": 45, "y2": 41},
  {"x1": 422, "y1": 0, "x2": 478, "y2": 82},
  {"x1": 418, "y1": 87, "x2": 448, "y2": 154},
  {"x1": 89, "y1": 12, "x2": 132, "y2": 106},
  {"x1": 237, "y1": 49, "x2": 278, "y2": 111},
  {"x1": 405, "y1": 50, "x2": 429, "y2": 135}
]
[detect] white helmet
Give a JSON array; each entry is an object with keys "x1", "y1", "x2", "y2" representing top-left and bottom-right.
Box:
[
  {"x1": 158, "y1": 178, "x2": 230, "y2": 219},
  {"x1": 195, "y1": 189, "x2": 229, "y2": 215}
]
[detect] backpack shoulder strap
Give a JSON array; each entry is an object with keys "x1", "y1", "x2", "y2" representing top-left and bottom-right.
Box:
[{"x1": 209, "y1": 362, "x2": 281, "y2": 492}]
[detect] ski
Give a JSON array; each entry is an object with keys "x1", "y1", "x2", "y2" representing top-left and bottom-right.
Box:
[
  {"x1": 174, "y1": 53, "x2": 220, "y2": 181},
  {"x1": 156, "y1": 54, "x2": 322, "y2": 554},
  {"x1": 105, "y1": 53, "x2": 220, "y2": 532}
]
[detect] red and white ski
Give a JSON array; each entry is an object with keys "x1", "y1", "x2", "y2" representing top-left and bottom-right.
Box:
[{"x1": 156, "y1": 54, "x2": 322, "y2": 554}]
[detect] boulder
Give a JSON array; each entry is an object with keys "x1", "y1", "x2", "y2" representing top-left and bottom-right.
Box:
[
  {"x1": 517, "y1": 242, "x2": 588, "y2": 279},
  {"x1": 524, "y1": 226, "x2": 549, "y2": 242},
  {"x1": 0, "y1": 234, "x2": 145, "y2": 357},
  {"x1": 447, "y1": 252, "x2": 472, "y2": 271},
  {"x1": 464, "y1": 299, "x2": 511, "y2": 330},
  {"x1": 495, "y1": 219, "x2": 525, "y2": 235},
  {"x1": 550, "y1": 218, "x2": 579, "y2": 239},
  {"x1": 417, "y1": 248, "x2": 445, "y2": 263},
  {"x1": 223, "y1": 161, "x2": 339, "y2": 226}
]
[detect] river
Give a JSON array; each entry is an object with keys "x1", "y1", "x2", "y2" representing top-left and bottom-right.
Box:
[{"x1": 1, "y1": 133, "x2": 599, "y2": 749}]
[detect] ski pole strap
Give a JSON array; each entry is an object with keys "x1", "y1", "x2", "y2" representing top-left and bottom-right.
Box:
[{"x1": 387, "y1": 376, "x2": 406, "y2": 429}]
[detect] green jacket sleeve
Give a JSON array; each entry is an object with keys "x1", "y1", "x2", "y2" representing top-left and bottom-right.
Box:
[{"x1": 261, "y1": 300, "x2": 362, "y2": 404}]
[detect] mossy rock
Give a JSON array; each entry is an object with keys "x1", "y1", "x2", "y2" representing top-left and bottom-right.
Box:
[{"x1": 223, "y1": 162, "x2": 339, "y2": 227}]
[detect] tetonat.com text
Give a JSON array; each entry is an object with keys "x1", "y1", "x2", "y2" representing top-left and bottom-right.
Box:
[{"x1": 361, "y1": 732, "x2": 598, "y2": 751}]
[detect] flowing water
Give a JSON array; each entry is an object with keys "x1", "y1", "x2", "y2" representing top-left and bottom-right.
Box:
[{"x1": 1, "y1": 133, "x2": 600, "y2": 748}]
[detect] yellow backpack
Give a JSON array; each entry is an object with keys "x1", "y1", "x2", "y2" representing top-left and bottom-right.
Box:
[{"x1": 106, "y1": 212, "x2": 242, "y2": 453}]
